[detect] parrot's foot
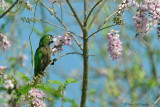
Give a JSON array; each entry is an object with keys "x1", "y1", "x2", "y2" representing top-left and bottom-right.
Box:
[{"x1": 51, "y1": 58, "x2": 57, "y2": 65}]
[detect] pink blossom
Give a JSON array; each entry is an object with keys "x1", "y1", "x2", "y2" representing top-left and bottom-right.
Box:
[
  {"x1": 51, "y1": 32, "x2": 73, "y2": 56},
  {"x1": 1, "y1": 0, "x2": 5, "y2": 4},
  {"x1": 0, "y1": 66, "x2": 7, "y2": 70},
  {"x1": 28, "y1": 88, "x2": 45, "y2": 107},
  {"x1": 0, "y1": 32, "x2": 11, "y2": 50},
  {"x1": 107, "y1": 30, "x2": 123, "y2": 61},
  {"x1": 133, "y1": 6, "x2": 148, "y2": 40},
  {"x1": 4, "y1": 79, "x2": 14, "y2": 89}
]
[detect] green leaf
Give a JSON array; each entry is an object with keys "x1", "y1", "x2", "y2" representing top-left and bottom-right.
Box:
[
  {"x1": 15, "y1": 72, "x2": 30, "y2": 82},
  {"x1": 64, "y1": 78, "x2": 77, "y2": 87},
  {"x1": 44, "y1": 26, "x2": 54, "y2": 34},
  {"x1": 0, "y1": 87, "x2": 6, "y2": 91},
  {"x1": 48, "y1": 80, "x2": 63, "y2": 86}
]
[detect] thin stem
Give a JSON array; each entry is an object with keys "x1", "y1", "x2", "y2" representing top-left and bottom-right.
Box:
[
  {"x1": 66, "y1": 0, "x2": 83, "y2": 29},
  {"x1": 61, "y1": 87, "x2": 65, "y2": 107},
  {"x1": 151, "y1": 96, "x2": 160, "y2": 107},
  {"x1": 88, "y1": 9, "x2": 119, "y2": 47},
  {"x1": 101, "y1": 10, "x2": 118, "y2": 27},
  {"x1": 86, "y1": 0, "x2": 103, "y2": 24},
  {"x1": 40, "y1": 0, "x2": 83, "y2": 50},
  {"x1": 0, "y1": 0, "x2": 19, "y2": 18},
  {"x1": 29, "y1": 1, "x2": 39, "y2": 67},
  {"x1": 84, "y1": 0, "x2": 87, "y2": 21},
  {"x1": 88, "y1": 24, "x2": 116, "y2": 39},
  {"x1": 39, "y1": 0, "x2": 68, "y2": 29},
  {"x1": 45, "y1": 52, "x2": 82, "y2": 70},
  {"x1": 87, "y1": 0, "x2": 106, "y2": 29}
]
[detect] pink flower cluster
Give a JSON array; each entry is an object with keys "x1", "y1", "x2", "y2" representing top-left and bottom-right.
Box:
[
  {"x1": 0, "y1": 66, "x2": 14, "y2": 89},
  {"x1": 131, "y1": 0, "x2": 160, "y2": 39},
  {"x1": 0, "y1": 32, "x2": 11, "y2": 50},
  {"x1": 52, "y1": 32, "x2": 73, "y2": 56},
  {"x1": 118, "y1": 0, "x2": 131, "y2": 14},
  {"x1": 133, "y1": 7, "x2": 148, "y2": 40},
  {"x1": 28, "y1": 88, "x2": 45, "y2": 107},
  {"x1": 145, "y1": 0, "x2": 160, "y2": 20},
  {"x1": 107, "y1": 30, "x2": 123, "y2": 61},
  {"x1": 0, "y1": 0, "x2": 10, "y2": 10}
]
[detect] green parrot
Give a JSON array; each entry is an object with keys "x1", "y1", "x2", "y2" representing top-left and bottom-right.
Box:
[{"x1": 34, "y1": 34, "x2": 54, "y2": 77}]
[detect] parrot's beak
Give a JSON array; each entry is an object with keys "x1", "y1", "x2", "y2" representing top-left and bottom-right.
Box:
[{"x1": 50, "y1": 36, "x2": 54, "y2": 44}]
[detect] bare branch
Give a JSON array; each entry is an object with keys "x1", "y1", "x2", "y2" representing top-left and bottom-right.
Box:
[
  {"x1": 88, "y1": 24, "x2": 116, "y2": 39},
  {"x1": 66, "y1": 0, "x2": 83, "y2": 29},
  {"x1": 45, "y1": 52, "x2": 82, "y2": 70},
  {"x1": 39, "y1": 0, "x2": 68, "y2": 29},
  {"x1": 151, "y1": 96, "x2": 160, "y2": 107},
  {"x1": 86, "y1": 0, "x2": 103, "y2": 24},
  {"x1": 88, "y1": 9, "x2": 119, "y2": 47},
  {"x1": 40, "y1": 19, "x2": 82, "y2": 38},
  {"x1": 0, "y1": 0, "x2": 19, "y2": 18},
  {"x1": 61, "y1": 87, "x2": 65, "y2": 107},
  {"x1": 39, "y1": 0, "x2": 83, "y2": 50},
  {"x1": 84, "y1": 0, "x2": 87, "y2": 22},
  {"x1": 87, "y1": 0, "x2": 106, "y2": 29}
]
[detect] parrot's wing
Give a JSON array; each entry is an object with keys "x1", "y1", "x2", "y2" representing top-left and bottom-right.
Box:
[{"x1": 34, "y1": 48, "x2": 43, "y2": 76}]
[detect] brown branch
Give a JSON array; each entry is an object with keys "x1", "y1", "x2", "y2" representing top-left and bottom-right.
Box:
[
  {"x1": 61, "y1": 87, "x2": 65, "y2": 107},
  {"x1": 87, "y1": 0, "x2": 106, "y2": 29},
  {"x1": 88, "y1": 24, "x2": 116, "y2": 39},
  {"x1": 151, "y1": 96, "x2": 160, "y2": 107},
  {"x1": 45, "y1": 52, "x2": 82, "y2": 70},
  {"x1": 0, "y1": 0, "x2": 19, "y2": 18},
  {"x1": 40, "y1": 0, "x2": 83, "y2": 50},
  {"x1": 86, "y1": 0, "x2": 103, "y2": 24},
  {"x1": 40, "y1": 19, "x2": 82, "y2": 38},
  {"x1": 39, "y1": 0, "x2": 68, "y2": 29},
  {"x1": 66, "y1": 0, "x2": 83, "y2": 29},
  {"x1": 88, "y1": 9, "x2": 119, "y2": 47}
]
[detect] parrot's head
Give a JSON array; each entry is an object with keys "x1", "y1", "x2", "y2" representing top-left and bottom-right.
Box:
[{"x1": 39, "y1": 34, "x2": 54, "y2": 46}]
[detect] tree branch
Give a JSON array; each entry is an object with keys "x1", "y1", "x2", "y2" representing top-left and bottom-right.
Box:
[
  {"x1": 151, "y1": 96, "x2": 160, "y2": 107},
  {"x1": 0, "y1": 0, "x2": 19, "y2": 18},
  {"x1": 66, "y1": 0, "x2": 83, "y2": 29},
  {"x1": 88, "y1": 24, "x2": 116, "y2": 39},
  {"x1": 40, "y1": 19, "x2": 82, "y2": 38},
  {"x1": 39, "y1": 0, "x2": 68, "y2": 29},
  {"x1": 87, "y1": 0, "x2": 106, "y2": 29},
  {"x1": 88, "y1": 9, "x2": 119, "y2": 47},
  {"x1": 29, "y1": 1, "x2": 39, "y2": 67},
  {"x1": 86, "y1": 0, "x2": 103, "y2": 24},
  {"x1": 84, "y1": 0, "x2": 87, "y2": 22},
  {"x1": 45, "y1": 52, "x2": 82, "y2": 70},
  {"x1": 61, "y1": 86, "x2": 65, "y2": 107},
  {"x1": 39, "y1": 0, "x2": 83, "y2": 50}
]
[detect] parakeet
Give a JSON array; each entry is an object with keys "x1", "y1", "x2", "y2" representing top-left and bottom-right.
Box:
[{"x1": 34, "y1": 34, "x2": 54, "y2": 77}]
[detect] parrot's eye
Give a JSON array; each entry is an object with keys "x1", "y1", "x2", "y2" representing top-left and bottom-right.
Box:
[{"x1": 47, "y1": 36, "x2": 50, "y2": 39}]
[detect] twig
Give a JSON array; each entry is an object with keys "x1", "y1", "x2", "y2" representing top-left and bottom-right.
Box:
[
  {"x1": 86, "y1": 0, "x2": 103, "y2": 24},
  {"x1": 40, "y1": 0, "x2": 83, "y2": 50},
  {"x1": 40, "y1": 19, "x2": 82, "y2": 38},
  {"x1": 87, "y1": 0, "x2": 106, "y2": 29},
  {"x1": 88, "y1": 24, "x2": 116, "y2": 39},
  {"x1": 151, "y1": 96, "x2": 160, "y2": 107},
  {"x1": 39, "y1": 0, "x2": 68, "y2": 29},
  {"x1": 66, "y1": 0, "x2": 83, "y2": 29},
  {"x1": 84, "y1": 0, "x2": 87, "y2": 22},
  {"x1": 61, "y1": 86, "x2": 65, "y2": 107},
  {"x1": 88, "y1": 9, "x2": 118, "y2": 47},
  {"x1": 0, "y1": 0, "x2": 19, "y2": 18},
  {"x1": 29, "y1": 1, "x2": 39, "y2": 67},
  {"x1": 45, "y1": 52, "x2": 82, "y2": 70}
]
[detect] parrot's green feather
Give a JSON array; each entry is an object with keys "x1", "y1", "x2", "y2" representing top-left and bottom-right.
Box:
[
  {"x1": 34, "y1": 48, "x2": 43, "y2": 76},
  {"x1": 34, "y1": 34, "x2": 54, "y2": 77}
]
